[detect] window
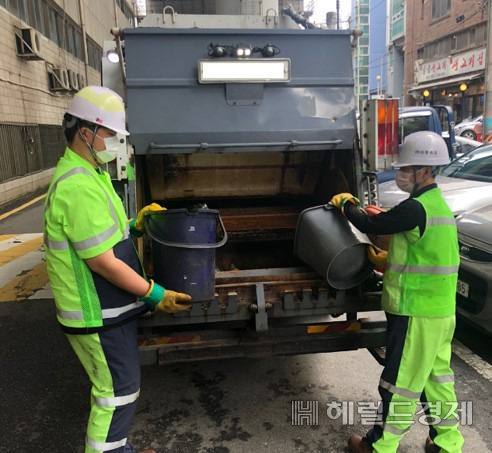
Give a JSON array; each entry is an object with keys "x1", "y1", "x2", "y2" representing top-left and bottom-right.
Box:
[
  {"x1": 9, "y1": 0, "x2": 19, "y2": 17},
  {"x1": 33, "y1": 0, "x2": 45, "y2": 35},
  {"x1": 18, "y1": 0, "x2": 26, "y2": 22},
  {"x1": 66, "y1": 24, "x2": 75, "y2": 55},
  {"x1": 49, "y1": 8, "x2": 60, "y2": 45},
  {"x1": 0, "y1": 0, "x2": 6, "y2": 8},
  {"x1": 87, "y1": 37, "x2": 102, "y2": 71},
  {"x1": 431, "y1": 0, "x2": 450, "y2": 20},
  {"x1": 74, "y1": 29, "x2": 83, "y2": 59},
  {"x1": 41, "y1": 0, "x2": 51, "y2": 40}
]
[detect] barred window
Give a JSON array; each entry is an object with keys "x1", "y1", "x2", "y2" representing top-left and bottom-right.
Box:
[{"x1": 431, "y1": 0, "x2": 450, "y2": 20}]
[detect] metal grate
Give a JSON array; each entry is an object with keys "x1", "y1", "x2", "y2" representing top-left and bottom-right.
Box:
[
  {"x1": 0, "y1": 123, "x2": 42, "y2": 183},
  {"x1": 0, "y1": 124, "x2": 65, "y2": 183}
]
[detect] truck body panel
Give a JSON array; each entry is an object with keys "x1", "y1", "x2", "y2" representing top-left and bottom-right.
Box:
[{"x1": 106, "y1": 12, "x2": 386, "y2": 364}]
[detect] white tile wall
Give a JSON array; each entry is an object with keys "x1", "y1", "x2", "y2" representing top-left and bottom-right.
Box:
[{"x1": 0, "y1": 1, "x2": 132, "y2": 127}]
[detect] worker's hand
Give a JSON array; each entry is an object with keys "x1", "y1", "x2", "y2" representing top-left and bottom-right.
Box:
[
  {"x1": 156, "y1": 290, "x2": 192, "y2": 313},
  {"x1": 367, "y1": 245, "x2": 387, "y2": 267},
  {"x1": 330, "y1": 193, "x2": 361, "y2": 215},
  {"x1": 140, "y1": 280, "x2": 192, "y2": 313},
  {"x1": 129, "y1": 203, "x2": 166, "y2": 236}
]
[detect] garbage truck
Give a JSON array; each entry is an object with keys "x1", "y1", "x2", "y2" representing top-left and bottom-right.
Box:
[{"x1": 103, "y1": 1, "x2": 387, "y2": 365}]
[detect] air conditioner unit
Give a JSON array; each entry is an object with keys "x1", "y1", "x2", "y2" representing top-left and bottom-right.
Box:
[
  {"x1": 77, "y1": 73, "x2": 86, "y2": 89},
  {"x1": 68, "y1": 69, "x2": 79, "y2": 91},
  {"x1": 48, "y1": 67, "x2": 70, "y2": 91},
  {"x1": 14, "y1": 26, "x2": 42, "y2": 60}
]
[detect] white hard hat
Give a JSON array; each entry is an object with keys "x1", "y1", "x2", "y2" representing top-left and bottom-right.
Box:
[
  {"x1": 392, "y1": 131, "x2": 450, "y2": 168},
  {"x1": 66, "y1": 86, "x2": 129, "y2": 136}
]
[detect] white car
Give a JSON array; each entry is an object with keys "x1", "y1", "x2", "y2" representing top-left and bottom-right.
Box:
[
  {"x1": 456, "y1": 204, "x2": 492, "y2": 335},
  {"x1": 379, "y1": 144, "x2": 492, "y2": 216},
  {"x1": 454, "y1": 135, "x2": 482, "y2": 158}
]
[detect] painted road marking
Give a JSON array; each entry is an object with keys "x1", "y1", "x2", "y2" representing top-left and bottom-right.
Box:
[
  {"x1": 0, "y1": 233, "x2": 43, "y2": 252},
  {"x1": 0, "y1": 193, "x2": 46, "y2": 222},
  {"x1": 28, "y1": 281, "x2": 52, "y2": 300},
  {"x1": 453, "y1": 339, "x2": 492, "y2": 382},
  {"x1": 0, "y1": 233, "x2": 49, "y2": 302},
  {"x1": 0, "y1": 235, "x2": 43, "y2": 266},
  {"x1": 0, "y1": 261, "x2": 48, "y2": 302}
]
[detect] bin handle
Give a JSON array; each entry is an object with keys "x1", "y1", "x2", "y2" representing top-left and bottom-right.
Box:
[{"x1": 144, "y1": 214, "x2": 228, "y2": 249}]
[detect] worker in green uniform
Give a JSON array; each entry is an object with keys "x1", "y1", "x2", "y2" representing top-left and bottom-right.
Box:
[
  {"x1": 44, "y1": 86, "x2": 191, "y2": 453},
  {"x1": 331, "y1": 131, "x2": 464, "y2": 453}
]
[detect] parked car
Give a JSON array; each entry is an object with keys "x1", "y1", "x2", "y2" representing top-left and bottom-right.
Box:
[
  {"x1": 454, "y1": 135, "x2": 483, "y2": 158},
  {"x1": 455, "y1": 204, "x2": 492, "y2": 335},
  {"x1": 455, "y1": 114, "x2": 482, "y2": 141},
  {"x1": 379, "y1": 143, "x2": 492, "y2": 215}
]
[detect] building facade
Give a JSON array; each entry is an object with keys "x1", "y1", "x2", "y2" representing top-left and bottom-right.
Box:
[
  {"x1": 352, "y1": 0, "x2": 370, "y2": 107},
  {"x1": 386, "y1": 0, "x2": 404, "y2": 100},
  {"x1": 403, "y1": 0, "x2": 488, "y2": 122},
  {"x1": 146, "y1": 0, "x2": 304, "y2": 15},
  {"x1": 0, "y1": 0, "x2": 135, "y2": 200}
]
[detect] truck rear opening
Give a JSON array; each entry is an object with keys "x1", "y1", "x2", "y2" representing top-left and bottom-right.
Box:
[{"x1": 112, "y1": 11, "x2": 386, "y2": 364}]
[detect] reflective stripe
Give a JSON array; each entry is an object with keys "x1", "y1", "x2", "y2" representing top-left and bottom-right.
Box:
[
  {"x1": 121, "y1": 227, "x2": 130, "y2": 241},
  {"x1": 385, "y1": 264, "x2": 459, "y2": 275},
  {"x1": 428, "y1": 217, "x2": 456, "y2": 227},
  {"x1": 379, "y1": 378, "x2": 421, "y2": 399},
  {"x1": 44, "y1": 234, "x2": 69, "y2": 250},
  {"x1": 57, "y1": 309, "x2": 84, "y2": 320},
  {"x1": 44, "y1": 168, "x2": 95, "y2": 250},
  {"x1": 57, "y1": 301, "x2": 145, "y2": 321},
  {"x1": 72, "y1": 223, "x2": 119, "y2": 251},
  {"x1": 45, "y1": 167, "x2": 93, "y2": 213},
  {"x1": 94, "y1": 389, "x2": 140, "y2": 408},
  {"x1": 383, "y1": 423, "x2": 411, "y2": 436},
  {"x1": 101, "y1": 301, "x2": 146, "y2": 319},
  {"x1": 44, "y1": 166, "x2": 122, "y2": 251},
  {"x1": 86, "y1": 436, "x2": 127, "y2": 451},
  {"x1": 438, "y1": 416, "x2": 460, "y2": 426},
  {"x1": 430, "y1": 373, "x2": 455, "y2": 384}
]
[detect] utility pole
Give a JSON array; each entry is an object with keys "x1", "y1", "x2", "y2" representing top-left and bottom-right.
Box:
[
  {"x1": 336, "y1": 0, "x2": 340, "y2": 29},
  {"x1": 483, "y1": 0, "x2": 492, "y2": 141}
]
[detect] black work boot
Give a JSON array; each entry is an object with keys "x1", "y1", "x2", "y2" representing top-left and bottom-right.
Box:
[
  {"x1": 425, "y1": 436, "x2": 440, "y2": 453},
  {"x1": 348, "y1": 435, "x2": 372, "y2": 453}
]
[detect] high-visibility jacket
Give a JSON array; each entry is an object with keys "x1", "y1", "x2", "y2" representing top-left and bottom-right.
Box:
[
  {"x1": 44, "y1": 148, "x2": 147, "y2": 331},
  {"x1": 381, "y1": 187, "x2": 459, "y2": 317}
]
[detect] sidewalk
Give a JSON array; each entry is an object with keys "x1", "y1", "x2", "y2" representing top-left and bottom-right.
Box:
[{"x1": 0, "y1": 168, "x2": 53, "y2": 212}]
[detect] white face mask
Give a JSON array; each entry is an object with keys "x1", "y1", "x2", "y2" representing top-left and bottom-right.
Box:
[
  {"x1": 94, "y1": 135, "x2": 121, "y2": 164},
  {"x1": 395, "y1": 168, "x2": 425, "y2": 194}
]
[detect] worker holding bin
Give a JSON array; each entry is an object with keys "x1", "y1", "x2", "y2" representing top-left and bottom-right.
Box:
[
  {"x1": 44, "y1": 86, "x2": 191, "y2": 453},
  {"x1": 331, "y1": 131, "x2": 464, "y2": 453}
]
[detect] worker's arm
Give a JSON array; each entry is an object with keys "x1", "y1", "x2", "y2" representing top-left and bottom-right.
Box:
[
  {"x1": 85, "y1": 249, "x2": 150, "y2": 297},
  {"x1": 344, "y1": 199, "x2": 426, "y2": 236},
  {"x1": 86, "y1": 249, "x2": 192, "y2": 312}
]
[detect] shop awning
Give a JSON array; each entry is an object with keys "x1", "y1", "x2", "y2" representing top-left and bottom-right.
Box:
[{"x1": 408, "y1": 71, "x2": 484, "y2": 92}]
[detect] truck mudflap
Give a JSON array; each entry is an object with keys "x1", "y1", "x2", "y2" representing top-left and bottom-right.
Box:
[{"x1": 138, "y1": 318, "x2": 387, "y2": 366}]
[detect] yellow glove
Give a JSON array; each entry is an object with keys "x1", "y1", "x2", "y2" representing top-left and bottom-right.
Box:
[
  {"x1": 330, "y1": 193, "x2": 361, "y2": 214},
  {"x1": 367, "y1": 245, "x2": 387, "y2": 268},
  {"x1": 156, "y1": 290, "x2": 192, "y2": 313},
  {"x1": 130, "y1": 203, "x2": 166, "y2": 235}
]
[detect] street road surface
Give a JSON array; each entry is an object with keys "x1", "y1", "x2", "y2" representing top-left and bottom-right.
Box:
[{"x1": 0, "y1": 198, "x2": 491, "y2": 453}]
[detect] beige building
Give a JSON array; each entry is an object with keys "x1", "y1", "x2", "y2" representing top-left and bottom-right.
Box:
[{"x1": 0, "y1": 0, "x2": 135, "y2": 204}]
